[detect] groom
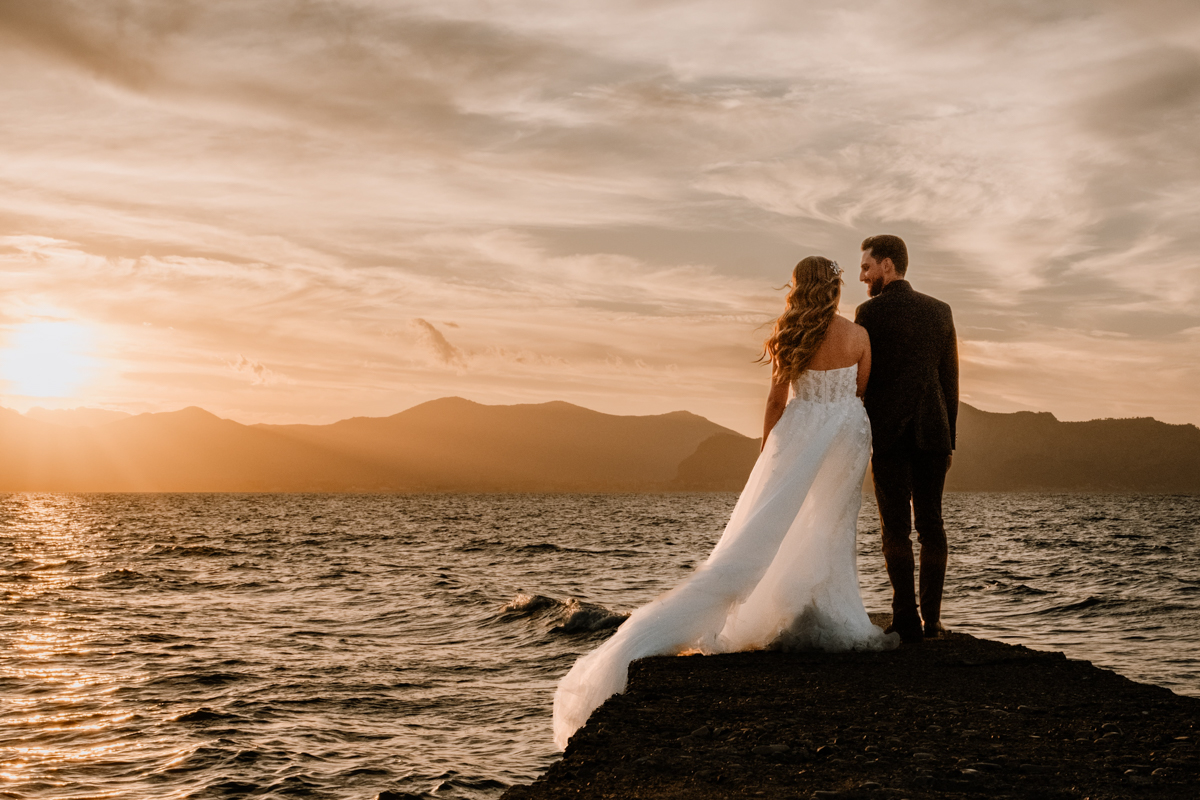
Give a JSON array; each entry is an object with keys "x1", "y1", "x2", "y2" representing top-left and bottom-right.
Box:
[{"x1": 855, "y1": 235, "x2": 958, "y2": 644}]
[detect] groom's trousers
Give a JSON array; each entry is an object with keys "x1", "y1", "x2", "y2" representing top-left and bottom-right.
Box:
[{"x1": 871, "y1": 449, "x2": 950, "y2": 629}]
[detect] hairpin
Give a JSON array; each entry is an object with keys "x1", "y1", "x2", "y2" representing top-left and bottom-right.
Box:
[{"x1": 828, "y1": 260, "x2": 842, "y2": 277}]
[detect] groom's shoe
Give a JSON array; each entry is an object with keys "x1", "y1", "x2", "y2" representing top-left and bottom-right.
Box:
[
  {"x1": 885, "y1": 621, "x2": 924, "y2": 644},
  {"x1": 924, "y1": 621, "x2": 948, "y2": 639}
]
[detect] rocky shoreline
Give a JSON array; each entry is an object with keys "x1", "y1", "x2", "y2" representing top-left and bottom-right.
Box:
[{"x1": 502, "y1": 620, "x2": 1198, "y2": 799}]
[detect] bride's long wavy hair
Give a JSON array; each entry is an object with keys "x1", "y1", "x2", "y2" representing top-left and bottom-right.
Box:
[{"x1": 759, "y1": 256, "x2": 842, "y2": 382}]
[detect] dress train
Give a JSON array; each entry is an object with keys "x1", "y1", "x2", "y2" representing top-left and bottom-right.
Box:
[{"x1": 552, "y1": 365, "x2": 897, "y2": 749}]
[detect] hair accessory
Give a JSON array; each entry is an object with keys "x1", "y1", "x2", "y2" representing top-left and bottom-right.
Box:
[{"x1": 828, "y1": 260, "x2": 842, "y2": 278}]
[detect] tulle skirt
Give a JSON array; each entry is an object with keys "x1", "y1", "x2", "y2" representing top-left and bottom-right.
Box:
[{"x1": 552, "y1": 393, "x2": 898, "y2": 749}]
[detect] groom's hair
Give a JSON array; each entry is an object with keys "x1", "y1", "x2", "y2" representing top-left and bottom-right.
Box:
[{"x1": 861, "y1": 235, "x2": 908, "y2": 275}]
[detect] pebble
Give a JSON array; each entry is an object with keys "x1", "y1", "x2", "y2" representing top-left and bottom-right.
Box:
[
  {"x1": 691, "y1": 726, "x2": 711, "y2": 739},
  {"x1": 1019, "y1": 764, "x2": 1054, "y2": 774},
  {"x1": 912, "y1": 752, "x2": 934, "y2": 760},
  {"x1": 859, "y1": 781, "x2": 882, "y2": 789},
  {"x1": 961, "y1": 768, "x2": 980, "y2": 777},
  {"x1": 749, "y1": 743, "x2": 790, "y2": 755},
  {"x1": 971, "y1": 762, "x2": 1001, "y2": 771}
]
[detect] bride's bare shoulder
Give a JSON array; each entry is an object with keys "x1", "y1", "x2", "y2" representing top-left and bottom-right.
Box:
[
  {"x1": 828, "y1": 314, "x2": 856, "y2": 332},
  {"x1": 828, "y1": 314, "x2": 866, "y2": 340},
  {"x1": 836, "y1": 316, "x2": 870, "y2": 358},
  {"x1": 850, "y1": 317, "x2": 869, "y2": 340}
]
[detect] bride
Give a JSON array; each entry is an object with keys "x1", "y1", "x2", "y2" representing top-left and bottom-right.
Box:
[{"x1": 552, "y1": 255, "x2": 898, "y2": 749}]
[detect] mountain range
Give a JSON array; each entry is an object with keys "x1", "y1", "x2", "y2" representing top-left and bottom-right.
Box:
[{"x1": 1, "y1": 399, "x2": 1196, "y2": 493}]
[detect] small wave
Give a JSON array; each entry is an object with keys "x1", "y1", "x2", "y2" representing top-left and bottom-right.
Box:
[
  {"x1": 552, "y1": 599, "x2": 628, "y2": 633},
  {"x1": 500, "y1": 592, "x2": 627, "y2": 634},
  {"x1": 98, "y1": 569, "x2": 147, "y2": 584},
  {"x1": 199, "y1": 779, "x2": 265, "y2": 794},
  {"x1": 175, "y1": 707, "x2": 245, "y2": 723},
  {"x1": 150, "y1": 545, "x2": 239, "y2": 557},
  {"x1": 339, "y1": 767, "x2": 392, "y2": 778},
  {"x1": 1046, "y1": 595, "x2": 1134, "y2": 614},
  {"x1": 501, "y1": 593, "x2": 560, "y2": 615},
  {"x1": 428, "y1": 770, "x2": 508, "y2": 793},
  {"x1": 455, "y1": 538, "x2": 506, "y2": 553},
  {"x1": 517, "y1": 542, "x2": 566, "y2": 552},
  {"x1": 514, "y1": 542, "x2": 642, "y2": 557},
  {"x1": 146, "y1": 671, "x2": 254, "y2": 689}
]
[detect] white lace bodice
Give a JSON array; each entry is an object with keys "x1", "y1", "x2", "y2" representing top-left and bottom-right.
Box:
[{"x1": 791, "y1": 364, "x2": 859, "y2": 404}]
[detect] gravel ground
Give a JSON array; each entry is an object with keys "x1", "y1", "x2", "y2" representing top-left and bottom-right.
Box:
[{"x1": 503, "y1": 620, "x2": 1199, "y2": 799}]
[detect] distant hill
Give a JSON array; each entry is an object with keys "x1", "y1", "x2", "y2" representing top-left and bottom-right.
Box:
[
  {"x1": 257, "y1": 397, "x2": 737, "y2": 491},
  {"x1": 0, "y1": 406, "x2": 375, "y2": 492},
  {"x1": 948, "y1": 404, "x2": 1200, "y2": 493},
  {"x1": 24, "y1": 407, "x2": 132, "y2": 427},
  {"x1": 0, "y1": 399, "x2": 1196, "y2": 493},
  {"x1": 673, "y1": 433, "x2": 762, "y2": 491},
  {"x1": 0, "y1": 398, "x2": 735, "y2": 492},
  {"x1": 674, "y1": 404, "x2": 1200, "y2": 494}
]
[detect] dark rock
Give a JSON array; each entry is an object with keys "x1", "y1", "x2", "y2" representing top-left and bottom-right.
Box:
[{"x1": 502, "y1": 627, "x2": 1200, "y2": 800}]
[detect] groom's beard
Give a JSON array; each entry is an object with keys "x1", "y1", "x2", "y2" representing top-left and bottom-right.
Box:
[{"x1": 867, "y1": 276, "x2": 886, "y2": 297}]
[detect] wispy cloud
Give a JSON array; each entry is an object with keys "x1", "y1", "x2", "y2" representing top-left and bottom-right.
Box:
[
  {"x1": 411, "y1": 318, "x2": 467, "y2": 370},
  {"x1": 0, "y1": 1, "x2": 1197, "y2": 430},
  {"x1": 230, "y1": 354, "x2": 286, "y2": 386}
]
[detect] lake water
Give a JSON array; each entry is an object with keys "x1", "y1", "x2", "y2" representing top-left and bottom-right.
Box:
[{"x1": 1, "y1": 492, "x2": 1197, "y2": 799}]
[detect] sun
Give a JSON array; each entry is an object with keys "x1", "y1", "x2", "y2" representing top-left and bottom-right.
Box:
[{"x1": 0, "y1": 321, "x2": 98, "y2": 398}]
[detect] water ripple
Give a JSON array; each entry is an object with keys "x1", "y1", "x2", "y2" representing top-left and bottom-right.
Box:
[{"x1": 0, "y1": 492, "x2": 1197, "y2": 799}]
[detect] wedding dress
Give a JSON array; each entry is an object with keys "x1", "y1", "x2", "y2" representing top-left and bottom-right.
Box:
[{"x1": 552, "y1": 364, "x2": 898, "y2": 749}]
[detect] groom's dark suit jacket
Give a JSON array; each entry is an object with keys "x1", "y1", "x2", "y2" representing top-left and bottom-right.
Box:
[{"x1": 854, "y1": 280, "x2": 958, "y2": 455}]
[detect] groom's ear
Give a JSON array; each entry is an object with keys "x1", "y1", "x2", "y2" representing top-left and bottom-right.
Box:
[{"x1": 880, "y1": 257, "x2": 896, "y2": 275}]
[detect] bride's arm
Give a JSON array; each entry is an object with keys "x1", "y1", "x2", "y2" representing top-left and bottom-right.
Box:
[
  {"x1": 761, "y1": 368, "x2": 790, "y2": 452},
  {"x1": 856, "y1": 326, "x2": 872, "y2": 398}
]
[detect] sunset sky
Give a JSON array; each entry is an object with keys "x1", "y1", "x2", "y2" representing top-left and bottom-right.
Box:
[{"x1": 1, "y1": 1, "x2": 1198, "y2": 436}]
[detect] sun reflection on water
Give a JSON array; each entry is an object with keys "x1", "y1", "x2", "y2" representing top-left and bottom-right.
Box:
[{"x1": 0, "y1": 495, "x2": 176, "y2": 799}]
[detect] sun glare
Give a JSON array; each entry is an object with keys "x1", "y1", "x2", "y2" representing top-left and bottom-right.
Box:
[{"x1": 0, "y1": 321, "x2": 98, "y2": 398}]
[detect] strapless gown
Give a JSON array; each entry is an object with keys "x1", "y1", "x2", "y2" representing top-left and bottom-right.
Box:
[{"x1": 552, "y1": 364, "x2": 898, "y2": 749}]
